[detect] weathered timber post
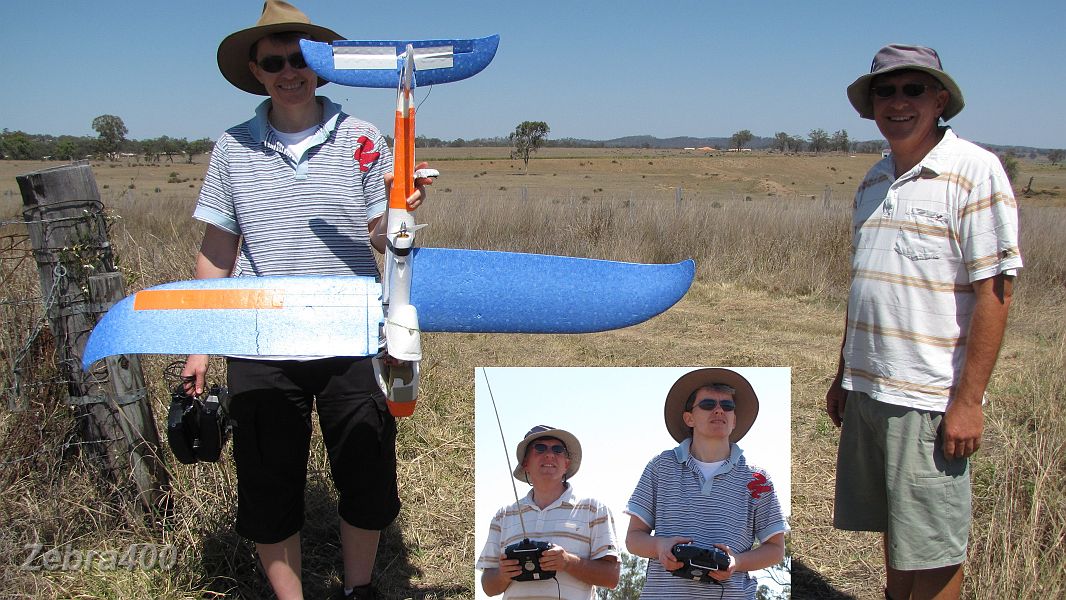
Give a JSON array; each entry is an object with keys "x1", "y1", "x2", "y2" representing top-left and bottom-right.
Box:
[{"x1": 17, "y1": 161, "x2": 170, "y2": 516}]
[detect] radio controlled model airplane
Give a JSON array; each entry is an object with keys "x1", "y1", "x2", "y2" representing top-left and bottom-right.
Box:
[{"x1": 82, "y1": 35, "x2": 695, "y2": 417}]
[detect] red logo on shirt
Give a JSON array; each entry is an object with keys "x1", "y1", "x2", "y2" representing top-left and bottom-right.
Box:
[
  {"x1": 354, "y1": 136, "x2": 380, "y2": 172},
  {"x1": 747, "y1": 472, "x2": 772, "y2": 499}
]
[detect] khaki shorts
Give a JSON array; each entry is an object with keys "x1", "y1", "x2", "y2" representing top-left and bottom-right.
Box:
[{"x1": 833, "y1": 391, "x2": 970, "y2": 570}]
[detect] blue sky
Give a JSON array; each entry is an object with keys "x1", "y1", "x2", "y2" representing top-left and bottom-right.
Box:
[{"x1": 2, "y1": 1, "x2": 1063, "y2": 148}]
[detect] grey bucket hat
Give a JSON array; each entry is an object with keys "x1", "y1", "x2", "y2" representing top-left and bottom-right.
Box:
[
  {"x1": 847, "y1": 44, "x2": 964, "y2": 121},
  {"x1": 512, "y1": 425, "x2": 582, "y2": 482}
]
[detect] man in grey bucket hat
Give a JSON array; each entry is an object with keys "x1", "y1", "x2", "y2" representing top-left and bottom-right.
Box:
[
  {"x1": 828, "y1": 44, "x2": 1022, "y2": 599},
  {"x1": 477, "y1": 425, "x2": 620, "y2": 599}
]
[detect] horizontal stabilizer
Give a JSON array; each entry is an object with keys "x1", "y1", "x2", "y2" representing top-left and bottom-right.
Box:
[
  {"x1": 410, "y1": 248, "x2": 694, "y2": 333},
  {"x1": 300, "y1": 35, "x2": 500, "y2": 88},
  {"x1": 81, "y1": 276, "x2": 383, "y2": 368}
]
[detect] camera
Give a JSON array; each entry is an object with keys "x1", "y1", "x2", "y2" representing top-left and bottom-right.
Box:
[
  {"x1": 167, "y1": 383, "x2": 231, "y2": 464},
  {"x1": 504, "y1": 538, "x2": 555, "y2": 581},
  {"x1": 670, "y1": 543, "x2": 731, "y2": 582}
]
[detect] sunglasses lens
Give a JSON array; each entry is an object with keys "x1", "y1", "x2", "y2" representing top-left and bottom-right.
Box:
[
  {"x1": 533, "y1": 443, "x2": 566, "y2": 454},
  {"x1": 872, "y1": 85, "x2": 895, "y2": 98},
  {"x1": 696, "y1": 399, "x2": 736, "y2": 412},
  {"x1": 902, "y1": 83, "x2": 926, "y2": 97},
  {"x1": 258, "y1": 53, "x2": 307, "y2": 73},
  {"x1": 259, "y1": 56, "x2": 285, "y2": 73}
]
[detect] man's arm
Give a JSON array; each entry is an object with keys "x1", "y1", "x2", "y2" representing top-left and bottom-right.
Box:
[
  {"x1": 941, "y1": 273, "x2": 1014, "y2": 459},
  {"x1": 367, "y1": 162, "x2": 433, "y2": 253},
  {"x1": 480, "y1": 559, "x2": 523, "y2": 597},
  {"x1": 181, "y1": 225, "x2": 240, "y2": 395},
  {"x1": 538, "y1": 546, "x2": 620, "y2": 589},
  {"x1": 625, "y1": 515, "x2": 690, "y2": 571},
  {"x1": 707, "y1": 532, "x2": 786, "y2": 582},
  {"x1": 826, "y1": 309, "x2": 849, "y2": 427}
]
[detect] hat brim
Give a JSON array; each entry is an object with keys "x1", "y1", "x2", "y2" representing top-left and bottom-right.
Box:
[
  {"x1": 513, "y1": 428, "x2": 582, "y2": 482},
  {"x1": 847, "y1": 66, "x2": 964, "y2": 121},
  {"x1": 664, "y1": 368, "x2": 759, "y2": 444},
  {"x1": 217, "y1": 22, "x2": 343, "y2": 95}
]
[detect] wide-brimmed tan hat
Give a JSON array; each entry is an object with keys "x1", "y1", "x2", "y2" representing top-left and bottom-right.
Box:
[
  {"x1": 217, "y1": 0, "x2": 343, "y2": 95},
  {"x1": 847, "y1": 44, "x2": 964, "y2": 122},
  {"x1": 512, "y1": 425, "x2": 582, "y2": 482},
  {"x1": 664, "y1": 368, "x2": 759, "y2": 444}
]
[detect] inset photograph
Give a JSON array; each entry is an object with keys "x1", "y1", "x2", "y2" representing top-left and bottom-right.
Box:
[{"x1": 473, "y1": 367, "x2": 791, "y2": 599}]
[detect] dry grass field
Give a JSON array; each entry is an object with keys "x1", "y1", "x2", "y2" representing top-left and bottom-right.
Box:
[{"x1": 1, "y1": 149, "x2": 1064, "y2": 599}]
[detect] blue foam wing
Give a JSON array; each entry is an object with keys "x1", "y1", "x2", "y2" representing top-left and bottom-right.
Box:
[
  {"x1": 81, "y1": 276, "x2": 383, "y2": 368},
  {"x1": 81, "y1": 251, "x2": 695, "y2": 367},
  {"x1": 410, "y1": 248, "x2": 694, "y2": 333},
  {"x1": 300, "y1": 35, "x2": 500, "y2": 88}
]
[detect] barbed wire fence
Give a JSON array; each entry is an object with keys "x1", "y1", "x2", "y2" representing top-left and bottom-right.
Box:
[{"x1": 1, "y1": 162, "x2": 170, "y2": 517}]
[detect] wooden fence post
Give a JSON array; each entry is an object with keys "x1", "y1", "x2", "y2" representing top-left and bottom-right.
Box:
[{"x1": 16, "y1": 161, "x2": 170, "y2": 516}]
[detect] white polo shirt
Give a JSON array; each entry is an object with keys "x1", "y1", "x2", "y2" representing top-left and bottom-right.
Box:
[
  {"x1": 842, "y1": 128, "x2": 1023, "y2": 411},
  {"x1": 476, "y1": 485, "x2": 620, "y2": 600}
]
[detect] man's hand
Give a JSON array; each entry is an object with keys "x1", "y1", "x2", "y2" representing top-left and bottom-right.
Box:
[
  {"x1": 826, "y1": 376, "x2": 847, "y2": 428},
  {"x1": 538, "y1": 544, "x2": 572, "y2": 573},
  {"x1": 655, "y1": 536, "x2": 691, "y2": 571},
  {"x1": 181, "y1": 354, "x2": 209, "y2": 396},
  {"x1": 707, "y1": 544, "x2": 737, "y2": 582},
  {"x1": 383, "y1": 161, "x2": 434, "y2": 211},
  {"x1": 941, "y1": 398, "x2": 983, "y2": 459},
  {"x1": 497, "y1": 555, "x2": 523, "y2": 580}
]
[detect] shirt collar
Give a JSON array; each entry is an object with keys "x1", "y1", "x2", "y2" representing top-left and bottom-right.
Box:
[
  {"x1": 248, "y1": 96, "x2": 343, "y2": 145},
  {"x1": 673, "y1": 438, "x2": 742, "y2": 472},
  {"x1": 520, "y1": 483, "x2": 574, "y2": 511},
  {"x1": 913, "y1": 126, "x2": 957, "y2": 178}
]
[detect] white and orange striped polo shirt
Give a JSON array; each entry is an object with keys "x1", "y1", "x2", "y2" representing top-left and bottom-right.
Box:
[
  {"x1": 476, "y1": 485, "x2": 619, "y2": 600},
  {"x1": 842, "y1": 128, "x2": 1022, "y2": 412}
]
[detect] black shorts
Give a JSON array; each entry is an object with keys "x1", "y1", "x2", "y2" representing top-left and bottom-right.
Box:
[{"x1": 226, "y1": 356, "x2": 400, "y2": 544}]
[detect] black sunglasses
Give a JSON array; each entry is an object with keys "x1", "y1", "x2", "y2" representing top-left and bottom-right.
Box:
[
  {"x1": 532, "y1": 443, "x2": 568, "y2": 455},
  {"x1": 257, "y1": 52, "x2": 308, "y2": 73},
  {"x1": 871, "y1": 83, "x2": 938, "y2": 99},
  {"x1": 691, "y1": 398, "x2": 736, "y2": 412}
]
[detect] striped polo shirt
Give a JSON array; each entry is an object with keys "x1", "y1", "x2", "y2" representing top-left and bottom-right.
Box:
[
  {"x1": 194, "y1": 96, "x2": 390, "y2": 278},
  {"x1": 477, "y1": 485, "x2": 620, "y2": 600},
  {"x1": 842, "y1": 128, "x2": 1023, "y2": 412},
  {"x1": 626, "y1": 441, "x2": 787, "y2": 600}
]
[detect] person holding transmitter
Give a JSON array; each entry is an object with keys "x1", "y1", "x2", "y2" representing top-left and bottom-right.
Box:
[
  {"x1": 477, "y1": 425, "x2": 620, "y2": 599},
  {"x1": 626, "y1": 369, "x2": 787, "y2": 599}
]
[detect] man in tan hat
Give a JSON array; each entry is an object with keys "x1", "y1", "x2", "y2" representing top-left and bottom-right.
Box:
[
  {"x1": 625, "y1": 368, "x2": 787, "y2": 599},
  {"x1": 179, "y1": 2, "x2": 432, "y2": 599},
  {"x1": 477, "y1": 425, "x2": 621, "y2": 599},
  {"x1": 828, "y1": 44, "x2": 1022, "y2": 599}
]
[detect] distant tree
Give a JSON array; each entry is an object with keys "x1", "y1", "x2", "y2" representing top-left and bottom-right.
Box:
[
  {"x1": 771, "y1": 132, "x2": 789, "y2": 152},
  {"x1": 731, "y1": 129, "x2": 754, "y2": 151},
  {"x1": 185, "y1": 138, "x2": 213, "y2": 163},
  {"x1": 856, "y1": 140, "x2": 884, "y2": 154},
  {"x1": 55, "y1": 140, "x2": 79, "y2": 161},
  {"x1": 510, "y1": 121, "x2": 550, "y2": 169},
  {"x1": 596, "y1": 551, "x2": 646, "y2": 600},
  {"x1": 999, "y1": 152, "x2": 1019, "y2": 184},
  {"x1": 808, "y1": 128, "x2": 830, "y2": 153},
  {"x1": 0, "y1": 129, "x2": 33, "y2": 159},
  {"x1": 831, "y1": 129, "x2": 850, "y2": 152},
  {"x1": 1048, "y1": 149, "x2": 1065, "y2": 165},
  {"x1": 91, "y1": 114, "x2": 127, "y2": 160}
]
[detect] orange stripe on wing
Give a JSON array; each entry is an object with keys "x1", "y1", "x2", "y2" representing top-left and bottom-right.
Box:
[{"x1": 133, "y1": 289, "x2": 283, "y2": 310}]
